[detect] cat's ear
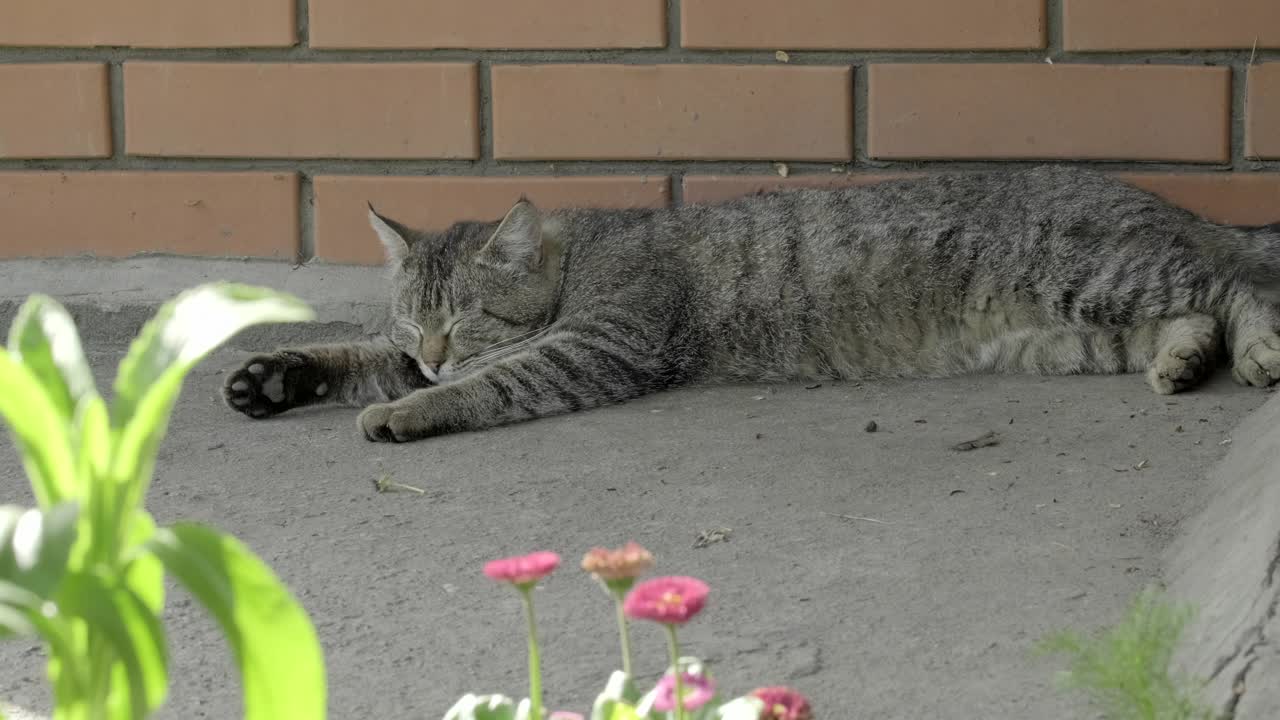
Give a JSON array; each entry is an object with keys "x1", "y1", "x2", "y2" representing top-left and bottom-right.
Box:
[
  {"x1": 477, "y1": 198, "x2": 542, "y2": 273},
  {"x1": 367, "y1": 204, "x2": 413, "y2": 263}
]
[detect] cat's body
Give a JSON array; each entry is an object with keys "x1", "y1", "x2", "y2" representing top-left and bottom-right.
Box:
[{"x1": 224, "y1": 166, "x2": 1280, "y2": 442}]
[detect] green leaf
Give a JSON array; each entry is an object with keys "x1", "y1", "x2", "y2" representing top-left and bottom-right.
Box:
[
  {"x1": 593, "y1": 700, "x2": 645, "y2": 720},
  {"x1": 2, "y1": 579, "x2": 93, "y2": 717},
  {"x1": 58, "y1": 572, "x2": 168, "y2": 718},
  {"x1": 0, "y1": 350, "x2": 78, "y2": 507},
  {"x1": 7, "y1": 295, "x2": 96, "y2": 422},
  {"x1": 0, "y1": 579, "x2": 42, "y2": 639},
  {"x1": 144, "y1": 523, "x2": 325, "y2": 720},
  {"x1": 73, "y1": 394, "x2": 111, "y2": 487},
  {"x1": 109, "y1": 284, "x2": 313, "y2": 512},
  {"x1": 0, "y1": 504, "x2": 79, "y2": 598},
  {"x1": 123, "y1": 511, "x2": 164, "y2": 616},
  {"x1": 0, "y1": 579, "x2": 86, "y2": 699},
  {"x1": 593, "y1": 672, "x2": 646, "y2": 720}
]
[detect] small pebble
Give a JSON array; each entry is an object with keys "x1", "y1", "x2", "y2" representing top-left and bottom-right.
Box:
[{"x1": 864, "y1": 420, "x2": 878, "y2": 433}]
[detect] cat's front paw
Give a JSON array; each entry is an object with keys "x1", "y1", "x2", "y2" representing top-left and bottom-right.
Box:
[
  {"x1": 358, "y1": 401, "x2": 432, "y2": 443},
  {"x1": 224, "y1": 352, "x2": 330, "y2": 419}
]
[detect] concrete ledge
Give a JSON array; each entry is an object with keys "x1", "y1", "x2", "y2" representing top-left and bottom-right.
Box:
[
  {"x1": 0, "y1": 257, "x2": 388, "y2": 349},
  {"x1": 1168, "y1": 391, "x2": 1280, "y2": 717}
]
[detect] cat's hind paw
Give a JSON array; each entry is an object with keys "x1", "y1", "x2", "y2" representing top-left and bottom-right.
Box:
[
  {"x1": 1147, "y1": 344, "x2": 1211, "y2": 395},
  {"x1": 1231, "y1": 333, "x2": 1280, "y2": 388}
]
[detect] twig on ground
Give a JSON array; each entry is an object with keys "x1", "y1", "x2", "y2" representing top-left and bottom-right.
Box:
[
  {"x1": 951, "y1": 431, "x2": 1001, "y2": 452},
  {"x1": 372, "y1": 474, "x2": 426, "y2": 495},
  {"x1": 823, "y1": 512, "x2": 894, "y2": 525}
]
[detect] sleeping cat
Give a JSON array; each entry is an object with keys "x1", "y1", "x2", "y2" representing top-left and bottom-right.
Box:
[{"x1": 223, "y1": 166, "x2": 1280, "y2": 443}]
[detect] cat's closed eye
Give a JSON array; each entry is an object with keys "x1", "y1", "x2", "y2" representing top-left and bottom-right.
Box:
[
  {"x1": 481, "y1": 308, "x2": 521, "y2": 326},
  {"x1": 390, "y1": 320, "x2": 423, "y2": 355}
]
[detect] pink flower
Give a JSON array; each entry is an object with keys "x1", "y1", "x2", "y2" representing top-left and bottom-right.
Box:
[
  {"x1": 483, "y1": 551, "x2": 561, "y2": 586},
  {"x1": 548, "y1": 713, "x2": 584, "y2": 720},
  {"x1": 750, "y1": 687, "x2": 812, "y2": 720},
  {"x1": 623, "y1": 576, "x2": 710, "y2": 625},
  {"x1": 652, "y1": 672, "x2": 716, "y2": 712}
]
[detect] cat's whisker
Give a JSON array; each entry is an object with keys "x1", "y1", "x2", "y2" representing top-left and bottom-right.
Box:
[
  {"x1": 476, "y1": 331, "x2": 550, "y2": 363},
  {"x1": 465, "y1": 326, "x2": 548, "y2": 360},
  {"x1": 459, "y1": 328, "x2": 552, "y2": 369},
  {"x1": 456, "y1": 329, "x2": 548, "y2": 370}
]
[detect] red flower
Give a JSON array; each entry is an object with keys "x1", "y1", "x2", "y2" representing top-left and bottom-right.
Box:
[
  {"x1": 750, "y1": 687, "x2": 812, "y2": 720},
  {"x1": 623, "y1": 576, "x2": 709, "y2": 625},
  {"x1": 483, "y1": 551, "x2": 561, "y2": 587}
]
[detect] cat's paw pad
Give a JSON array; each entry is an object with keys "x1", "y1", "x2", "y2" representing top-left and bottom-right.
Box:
[
  {"x1": 1147, "y1": 344, "x2": 1210, "y2": 395},
  {"x1": 1231, "y1": 333, "x2": 1280, "y2": 388},
  {"x1": 358, "y1": 403, "x2": 430, "y2": 443},
  {"x1": 224, "y1": 353, "x2": 327, "y2": 419}
]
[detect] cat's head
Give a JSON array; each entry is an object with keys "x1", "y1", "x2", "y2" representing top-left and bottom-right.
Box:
[{"x1": 367, "y1": 199, "x2": 560, "y2": 385}]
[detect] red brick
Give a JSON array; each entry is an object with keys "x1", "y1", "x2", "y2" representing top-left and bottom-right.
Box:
[
  {"x1": 0, "y1": 0, "x2": 295, "y2": 48},
  {"x1": 314, "y1": 176, "x2": 673, "y2": 265},
  {"x1": 492, "y1": 65, "x2": 852, "y2": 161},
  {"x1": 1064, "y1": 0, "x2": 1280, "y2": 51},
  {"x1": 867, "y1": 64, "x2": 1230, "y2": 163},
  {"x1": 124, "y1": 63, "x2": 479, "y2": 159},
  {"x1": 1247, "y1": 64, "x2": 1280, "y2": 160},
  {"x1": 309, "y1": 0, "x2": 665, "y2": 49},
  {"x1": 0, "y1": 172, "x2": 298, "y2": 259},
  {"x1": 1119, "y1": 173, "x2": 1280, "y2": 227},
  {"x1": 682, "y1": 174, "x2": 912, "y2": 205},
  {"x1": 682, "y1": 0, "x2": 1044, "y2": 50},
  {"x1": 0, "y1": 64, "x2": 110, "y2": 159}
]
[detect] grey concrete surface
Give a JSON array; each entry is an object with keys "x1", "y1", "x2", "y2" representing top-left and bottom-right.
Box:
[
  {"x1": 0, "y1": 257, "x2": 1277, "y2": 718},
  {"x1": 1167, "y1": 391, "x2": 1280, "y2": 718},
  {"x1": 0, "y1": 257, "x2": 386, "y2": 349}
]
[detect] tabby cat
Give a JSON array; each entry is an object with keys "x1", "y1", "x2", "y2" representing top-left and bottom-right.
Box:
[{"x1": 223, "y1": 166, "x2": 1280, "y2": 443}]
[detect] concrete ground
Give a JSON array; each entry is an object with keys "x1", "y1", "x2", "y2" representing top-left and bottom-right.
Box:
[{"x1": 0, "y1": 258, "x2": 1277, "y2": 718}]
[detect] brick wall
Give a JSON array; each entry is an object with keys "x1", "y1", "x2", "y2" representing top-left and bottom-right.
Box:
[{"x1": 1, "y1": 0, "x2": 1278, "y2": 265}]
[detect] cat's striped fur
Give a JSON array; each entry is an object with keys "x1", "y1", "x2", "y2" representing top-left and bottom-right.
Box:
[{"x1": 224, "y1": 166, "x2": 1280, "y2": 442}]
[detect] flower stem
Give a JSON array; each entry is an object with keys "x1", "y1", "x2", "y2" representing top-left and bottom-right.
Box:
[
  {"x1": 612, "y1": 591, "x2": 634, "y2": 677},
  {"x1": 520, "y1": 587, "x2": 544, "y2": 720},
  {"x1": 664, "y1": 624, "x2": 685, "y2": 720}
]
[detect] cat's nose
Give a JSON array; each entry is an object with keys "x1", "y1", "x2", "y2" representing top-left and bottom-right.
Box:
[{"x1": 415, "y1": 359, "x2": 442, "y2": 383}]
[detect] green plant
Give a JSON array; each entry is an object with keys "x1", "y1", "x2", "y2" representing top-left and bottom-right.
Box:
[
  {"x1": 1038, "y1": 587, "x2": 1215, "y2": 720},
  {"x1": 0, "y1": 284, "x2": 325, "y2": 720}
]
